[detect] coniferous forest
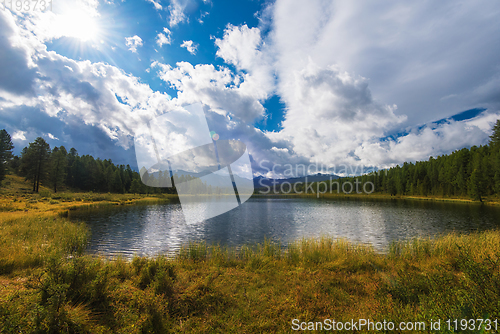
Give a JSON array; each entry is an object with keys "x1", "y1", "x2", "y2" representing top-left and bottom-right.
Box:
[
  {"x1": 0, "y1": 131, "x2": 176, "y2": 195},
  {"x1": 0, "y1": 119, "x2": 499, "y2": 201}
]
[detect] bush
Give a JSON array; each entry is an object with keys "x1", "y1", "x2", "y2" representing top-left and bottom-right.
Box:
[
  {"x1": 133, "y1": 256, "x2": 176, "y2": 297},
  {"x1": 39, "y1": 190, "x2": 51, "y2": 198}
]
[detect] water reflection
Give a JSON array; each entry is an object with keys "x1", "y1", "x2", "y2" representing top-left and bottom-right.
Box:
[{"x1": 69, "y1": 197, "x2": 500, "y2": 258}]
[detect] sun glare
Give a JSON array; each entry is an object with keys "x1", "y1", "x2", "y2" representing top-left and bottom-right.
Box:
[{"x1": 57, "y1": 10, "x2": 100, "y2": 42}]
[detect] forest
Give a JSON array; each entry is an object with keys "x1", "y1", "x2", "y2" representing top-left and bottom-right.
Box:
[
  {"x1": 0, "y1": 131, "x2": 176, "y2": 195},
  {"x1": 0, "y1": 119, "x2": 499, "y2": 201}
]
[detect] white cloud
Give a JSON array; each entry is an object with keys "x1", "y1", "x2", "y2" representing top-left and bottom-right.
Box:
[
  {"x1": 2, "y1": 1, "x2": 500, "y2": 174},
  {"x1": 268, "y1": 61, "x2": 406, "y2": 166},
  {"x1": 258, "y1": 0, "x2": 500, "y2": 168},
  {"x1": 152, "y1": 61, "x2": 265, "y2": 123},
  {"x1": 271, "y1": 0, "x2": 500, "y2": 127},
  {"x1": 168, "y1": 0, "x2": 187, "y2": 27},
  {"x1": 156, "y1": 28, "x2": 172, "y2": 47},
  {"x1": 125, "y1": 35, "x2": 143, "y2": 53},
  {"x1": 47, "y1": 133, "x2": 59, "y2": 140},
  {"x1": 180, "y1": 40, "x2": 198, "y2": 55},
  {"x1": 215, "y1": 24, "x2": 262, "y2": 70},
  {"x1": 214, "y1": 24, "x2": 274, "y2": 103},
  {"x1": 153, "y1": 9, "x2": 500, "y2": 170},
  {"x1": 12, "y1": 131, "x2": 27, "y2": 141},
  {"x1": 355, "y1": 112, "x2": 500, "y2": 167},
  {"x1": 198, "y1": 11, "x2": 209, "y2": 24},
  {"x1": 145, "y1": 0, "x2": 162, "y2": 11},
  {"x1": 0, "y1": 10, "x2": 175, "y2": 154}
]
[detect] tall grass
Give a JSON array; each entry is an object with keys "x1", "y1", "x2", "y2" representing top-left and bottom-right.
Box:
[
  {"x1": 388, "y1": 231, "x2": 500, "y2": 260},
  {"x1": 0, "y1": 216, "x2": 88, "y2": 274}
]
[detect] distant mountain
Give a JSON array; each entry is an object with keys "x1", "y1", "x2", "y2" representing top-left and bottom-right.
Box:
[{"x1": 253, "y1": 173, "x2": 339, "y2": 189}]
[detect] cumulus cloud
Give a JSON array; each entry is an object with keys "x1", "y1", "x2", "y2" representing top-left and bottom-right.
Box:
[
  {"x1": 268, "y1": 61, "x2": 406, "y2": 166},
  {"x1": 180, "y1": 40, "x2": 198, "y2": 55},
  {"x1": 271, "y1": 0, "x2": 500, "y2": 127},
  {"x1": 0, "y1": 9, "x2": 175, "y2": 160},
  {"x1": 156, "y1": 28, "x2": 172, "y2": 47},
  {"x1": 258, "y1": 0, "x2": 500, "y2": 169},
  {"x1": 152, "y1": 61, "x2": 265, "y2": 123},
  {"x1": 215, "y1": 24, "x2": 262, "y2": 70},
  {"x1": 150, "y1": 6, "x2": 500, "y2": 171},
  {"x1": 125, "y1": 35, "x2": 143, "y2": 53},
  {"x1": 214, "y1": 24, "x2": 275, "y2": 115}
]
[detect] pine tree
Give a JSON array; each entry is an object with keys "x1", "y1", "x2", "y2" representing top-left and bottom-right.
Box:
[
  {"x1": 130, "y1": 178, "x2": 143, "y2": 194},
  {"x1": 489, "y1": 119, "x2": 500, "y2": 149},
  {"x1": 49, "y1": 146, "x2": 67, "y2": 193},
  {"x1": 110, "y1": 169, "x2": 123, "y2": 193},
  {"x1": 21, "y1": 137, "x2": 51, "y2": 192},
  {"x1": 0, "y1": 129, "x2": 14, "y2": 185},
  {"x1": 490, "y1": 120, "x2": 500, "y2": 195},
  {"x1": 468, "y1": 152, "x2": 486, "y2": 201},
  {"x1": 469, "y1": 169, "x2": 484, "y2": 201}
]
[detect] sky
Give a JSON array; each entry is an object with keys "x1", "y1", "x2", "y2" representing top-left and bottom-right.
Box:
[{"x1": 0, "y1": 0, "x2": 499, "y2": 177}]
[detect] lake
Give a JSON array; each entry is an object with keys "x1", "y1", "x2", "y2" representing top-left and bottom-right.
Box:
[{"x1": 69, "y1": 197, "x2": 500, "y2": 258}]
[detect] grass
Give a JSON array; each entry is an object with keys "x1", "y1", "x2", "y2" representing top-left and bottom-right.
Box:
[
  {"x1": 0, "y1": 216, "x2": 88, "y2": 274},
  {"x1": 0, "y1": 175, "x2": 176, "y2": 225}
]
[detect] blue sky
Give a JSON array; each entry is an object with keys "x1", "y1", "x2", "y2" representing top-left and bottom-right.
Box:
[{"x1": 1, "y1": 0, "x2": 499, "y2": 177}]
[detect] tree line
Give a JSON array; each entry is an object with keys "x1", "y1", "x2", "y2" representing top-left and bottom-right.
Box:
[
  {"x1": 0, "y1": 131, "x2": 234, "y2": 195},
  {"x1": 0, "y1": 133, "x2": 177, "y2": 194}
]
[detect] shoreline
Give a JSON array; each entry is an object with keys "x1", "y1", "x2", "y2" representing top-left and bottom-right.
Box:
[{"x1": 252, "y1": 191, "x2": 500, "y2": 206}]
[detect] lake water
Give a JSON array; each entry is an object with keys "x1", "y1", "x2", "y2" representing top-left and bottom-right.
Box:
[{"x1": 69, "y1": 197, "x2": 500, "y2": 258}]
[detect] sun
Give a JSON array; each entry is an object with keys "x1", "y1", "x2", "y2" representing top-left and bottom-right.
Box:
[{"x1": 56, "y1": 10, "x2": 100, "y2": 42}]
